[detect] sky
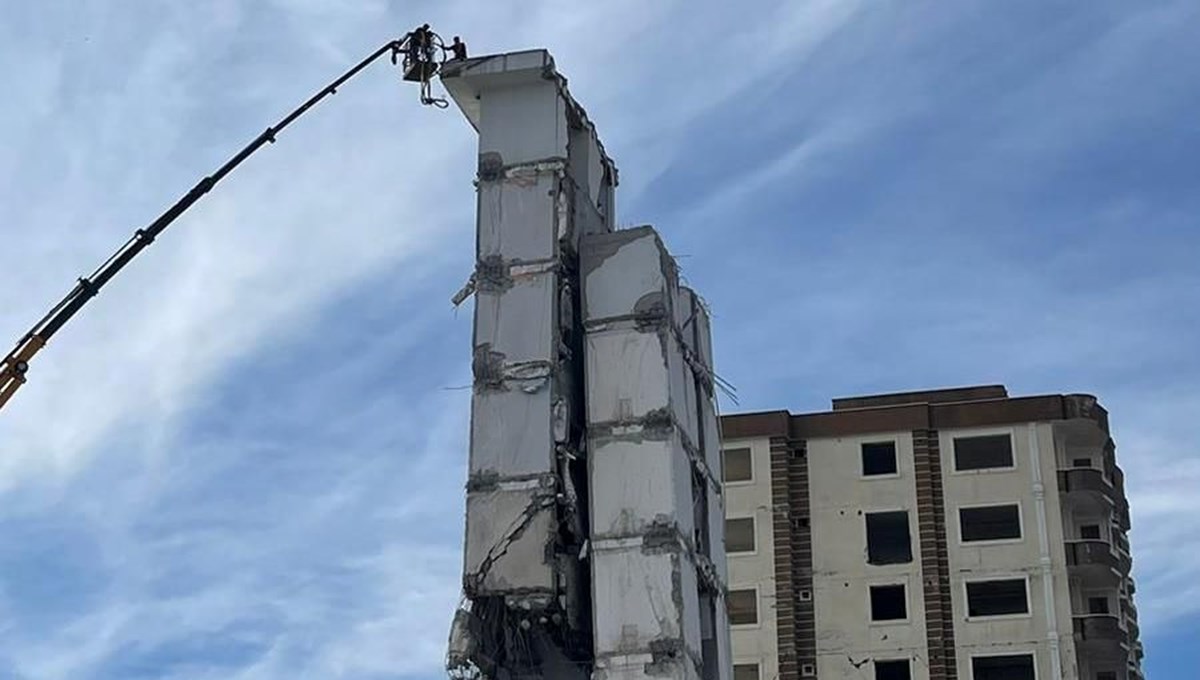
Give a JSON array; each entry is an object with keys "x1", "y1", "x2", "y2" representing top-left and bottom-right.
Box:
[{"x1": 0, "y1": 1, "x2": 1197, "y2": 678}]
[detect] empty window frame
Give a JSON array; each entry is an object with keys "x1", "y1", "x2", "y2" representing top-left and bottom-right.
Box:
[
  {"x1": 726, "y1": 517, "x2": 756, "y2": 553},
  {"x1": 866, "y1": 511, "x2": 913, "y2": 565},
  {"x1": 954, "y1": 433, "x2": 1014, "y2": 471},
  {"x1": 862, "y1": 441, "x2": 898, "y2": 476},
  {"x1": 728, "y1": 589, "x2": 758, "y2": 625},
  {"x1": 875, "y1": 659, "x2": 912, "y2": 680},
  {"x1": 723, "y1": 448, "x2": 753, "y2": 483},
  {"x1": 971, "y1": 654, "x2": 1035, "y2": 680},
  {"x1": 733, "y1": 664, "x2": 760, "y2": 680},
  {"x1": 1088, "y1": 596, "x2": 1110, "y2": 614},
  {"x1": 870, "y1": 584, "x2": 907, "y2": 621},
  {"x1": 966, "y1": 578, "x2": 1029, "y2": 617},
  {"x1": 1080, "y1": 524, "x2": 1102, "y2": 540},
  {"x1": 960, "y1": 504, "x2": 1022, "y2": 542}
]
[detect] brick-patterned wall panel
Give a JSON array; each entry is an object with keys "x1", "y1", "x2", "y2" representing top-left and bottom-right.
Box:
[
  {"x1": 789, "y1": 442, "x2": 816, "y2": 677},
  {"x1": 913, "y1": 429, "x2": 958, "y2": 680},
  {"x1": 770, "y1": 437, "x2": 798, "y2": 680},
  {"x1": 770, "y1": 437, "x2": 816, "y2": 680}
]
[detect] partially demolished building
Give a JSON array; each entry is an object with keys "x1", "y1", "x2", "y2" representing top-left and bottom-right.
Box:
[{"x1": 442, "y1": 51, "x2": 731, "y2": 680}]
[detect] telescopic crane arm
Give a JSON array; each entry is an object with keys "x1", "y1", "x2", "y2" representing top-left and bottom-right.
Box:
[{"x1": 0, "y1": 30, "x2": 452, "y2": 413}]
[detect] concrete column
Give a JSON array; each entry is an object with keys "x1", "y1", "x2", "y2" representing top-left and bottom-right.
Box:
[
  {"x1": 581, "y1": 228, "x2": 730, "y2": 680},
  {"x1": 443, "y1": 50, "x2": 616, "y2": 679}
]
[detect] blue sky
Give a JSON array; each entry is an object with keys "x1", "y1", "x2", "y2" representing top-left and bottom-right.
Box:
[{"x1": 0, "y1": 1, "x2": 1197, "y2": 678}]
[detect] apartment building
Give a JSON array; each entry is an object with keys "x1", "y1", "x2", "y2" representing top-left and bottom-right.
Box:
[{"x1": 720, "y1": 385, "x2": 1143, "y2": 680}]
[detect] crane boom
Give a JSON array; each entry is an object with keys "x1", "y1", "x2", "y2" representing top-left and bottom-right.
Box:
[{"x1": 0, "y1": 34, "x2": 447, "y2": 413}]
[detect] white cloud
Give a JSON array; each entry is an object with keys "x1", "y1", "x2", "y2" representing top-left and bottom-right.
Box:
[
  {"x1": 0, "y1": 3, "x2": 469, "y2": 483},
  {"x1": 0, "y1": 1, "x2": 1197, "y2": 678},
  {"x1": 0, "y1": 0, "x2": 861, "y2": 484}
]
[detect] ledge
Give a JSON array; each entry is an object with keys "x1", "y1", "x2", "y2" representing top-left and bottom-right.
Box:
[{"x1": 1073, "y1": 614, "x2": 1125, "y2": 642}]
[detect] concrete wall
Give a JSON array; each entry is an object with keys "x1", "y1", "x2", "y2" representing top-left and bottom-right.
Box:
[
  {"x1": 723, "y1": 436, "x2": 778, "y2": 680},
  {"x1": 807, "y1": 431, "x2": 931, "y2": 680},
  {"x1": 457, "y1": 52, "x2": 577, "y2": 607},
  {"x1": 444, "y1": 49, "x2": 620, "y2": 679},
  {"x1": 940, "y1": 423, "x2": 1077, "y2": 680},
  {"x1": 583, "y1": 227, "x2": 729, "y2": 680}
]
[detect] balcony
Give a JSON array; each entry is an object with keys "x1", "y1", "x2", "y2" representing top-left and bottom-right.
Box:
[
  {"x1": 1116, "y1": 496, "x2": 1132, "y2": 530},
  {"x1": 1122, "y1": 603, "x2": 1141, "y2": 640},
  {"x1": 1113, "y1": 531, "x2": 1131, "y2": 555},
  {"x1": 1059, "y1": 467, "x2": 1114, "y2": 497},
  {"x1": 1110, "y1": 533, "x2": 1134, "y2": 573},
  {"x1": 1066, "y1": 540, "x2": 1118, "y2": 569},
  {"x1": 1074, "y1": 613, "x2": 1125, "y2": 643},
  {"x1": 1121, "y1": 596, "x2": 1139, "y2": 621},
  {"x1": 1066, "y1": 540, "x2": 1122, "y2": 584},
  {"x1": 1126, "y1": 616, "x2": 1140, "y2": 641}
]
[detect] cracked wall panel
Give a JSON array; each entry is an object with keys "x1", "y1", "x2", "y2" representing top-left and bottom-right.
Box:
[
  {"x1": 473, "y1": 271, "x2": 556, "y2": 365},
  {"x1": 591, "y1": 544, "x2": 704, "y2": 663},
  {"x1": 581, "y1": 227, "x2": 673, "y2": 324},
  {"x1": 674, "y1": 287, "x2": 697, "y2": 350},
  {"x1": 666, "y1": 332, "x2": 700, "y2": 446},
  {"x1": 567, "y1": 124, "x2": 607, "y2": 212},
  {"x1": 478, "y1": 80, "x2": 568, "y2": 167},
  {"x1": 570, "y1": 177, "x2": 607, "y2": 245},
  {"x1": 700, "y1": 403, "x2": 722, "y2": 484},
  {"x1": 698, "y1": 592, "x2": 725, "y2": 680},
  {"x1": 691, "y1": 294, "x2": 715, "y2": 386},
  {"x1": 705, "y1": 487, "x2": 728, "y2": 584},
  {"x1": 477, "y1": 172, "x2": 560, "y2": 262},
  {"x1": 679, "y1": 285, "x2": 717, "y2": 404},
  {"x1": 589, "y1": 435, "x2": 697, "y2": 539},
  {"x1": 690, "y1": 292, "x2": 725, "y2": 542},
  {"x1": 465, "y1": 486, "x2": 557, "y2": 594},
  {"x1": 585, "y1": 329, "x2": 672, "y2": 425},
  {"x1": 700, "y1": 406, "x2": 722, "y2": 489},
  {"x1": 587, "y1": 145, "x2": 605, "y2": 217},
  {"x1": 672, "y1": 287, "x2": 702, "y2": 447},
  {"x1": 712, "y1": 594, "x2": 732, "y2": 680},
  {"x1": 674, "y1": 544, "x2": 704, "y2": 665},
  {"x1": 594, "y1": 655, "x2": 702, "y2": 680},
  {"x1": 469, "y1": 387, "x2": 554, "y2": 477},
  {"x1": 567, "y1": 127, "x2": 611, "y2": 242}
]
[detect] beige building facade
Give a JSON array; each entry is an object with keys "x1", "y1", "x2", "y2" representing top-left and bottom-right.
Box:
[{"x1": 720, "y1": 386, "x2": 1143, "y2": 680}]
